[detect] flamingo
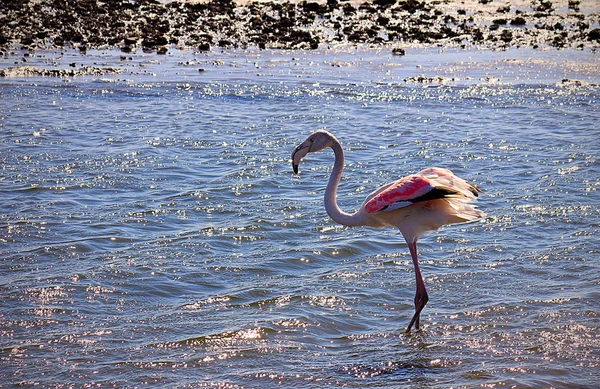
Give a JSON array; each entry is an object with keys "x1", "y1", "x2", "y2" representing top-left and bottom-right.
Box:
[{"x1": 291, "y1": 130, "x2": 485, "y2": 333}]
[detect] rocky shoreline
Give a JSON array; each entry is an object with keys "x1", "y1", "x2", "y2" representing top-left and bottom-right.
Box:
[{"x1": 1, "y1": 0, "x2": 599, "y2": 53}]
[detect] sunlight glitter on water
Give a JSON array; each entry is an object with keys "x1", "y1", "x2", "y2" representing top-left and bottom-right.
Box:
[{"x1": 1, "y1": 47, "x2": 599, "y2": 388}]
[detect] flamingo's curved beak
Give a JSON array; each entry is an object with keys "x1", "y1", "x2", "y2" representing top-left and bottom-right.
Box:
[{"x1": 291, "y1": 144, "x2": 309, "y2": 174}]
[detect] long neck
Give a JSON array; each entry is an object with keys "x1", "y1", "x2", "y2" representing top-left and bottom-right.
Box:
[{"x1": 324, "y1": 139, "x2": 364, "y2": 227}]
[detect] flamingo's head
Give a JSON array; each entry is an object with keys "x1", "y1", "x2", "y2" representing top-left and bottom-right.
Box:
[{"x1": 291, "y1": 130, "x2": 334, "y2": 174}]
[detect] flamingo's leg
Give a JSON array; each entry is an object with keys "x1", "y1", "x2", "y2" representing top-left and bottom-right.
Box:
[{"x1": 406, "y1": 241, "x2": 428, "y2": 333}]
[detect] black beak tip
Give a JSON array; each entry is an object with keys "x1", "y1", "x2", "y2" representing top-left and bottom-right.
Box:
[{"x1": 292, "y1": 164, "x2": 299, "y2": 174}]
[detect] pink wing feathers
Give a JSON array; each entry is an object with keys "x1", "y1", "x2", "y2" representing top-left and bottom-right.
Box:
[
  {"x1": 364, "y1": 175, "x2": 435, "y2": 214},
  {"x1": 364, "y1": 167, "x2": 481, "y2": 214}
]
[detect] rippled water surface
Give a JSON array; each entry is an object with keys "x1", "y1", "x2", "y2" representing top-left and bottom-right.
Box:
[{"x1": 1, "y1": 47, "x2": 599, "y2": 388}]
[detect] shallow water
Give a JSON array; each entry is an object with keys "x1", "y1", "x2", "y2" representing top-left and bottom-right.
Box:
[{"x1": 1, "y1": 47, "x2": 599, "y2": 388}]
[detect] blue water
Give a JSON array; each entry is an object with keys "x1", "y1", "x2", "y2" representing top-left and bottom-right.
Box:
[{"x1": 1, "y1": 47, "x2": 599, "y2": 388}]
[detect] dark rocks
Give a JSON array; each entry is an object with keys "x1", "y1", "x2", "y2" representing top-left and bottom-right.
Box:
[
  {"x1": 0, "y1": 0, "x2": 597, "y2": 52},
  {"x1": 533, "y1": 0, "x2": 554, "y2": 13},
  {"x1": 0, "y1": 65, "x2": 123, "y2": 77},
  {"x1": 510, "y1": 17, "x2": 527, "y2": 26},
  {"x1": 198, "y1": 42, "x2": 211, "y2": 52},
  {"x1": 500, "y1": 29, "x2": 513, "y2": 43},
  {"x1": 397, "y1": 0, "x2": 429, "y2": 15},
  {"x1": 404, "y1": 75, "x2": 450, "y2": 83},
  {"x1": 124, "y1": 36, "x2": 139, "y2": 46},
  {"x1": 568, "y1": 0, "x2": 581, "y2": 12},
  {"x1": 374, "y1": 0, "x2": 396, "y2": 8},
  {"x1": 302, "y1": 2, "x2": 323, "y2": 14}
]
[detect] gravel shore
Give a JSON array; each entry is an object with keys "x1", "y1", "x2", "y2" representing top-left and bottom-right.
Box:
[{"x1": 1, "y1": 0, "x2": 599, "y2": 53}]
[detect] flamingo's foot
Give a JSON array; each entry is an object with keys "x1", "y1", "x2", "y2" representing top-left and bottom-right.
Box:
[{"x1": 405, "y1": 290, "x2": 429, "y2": 333}]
